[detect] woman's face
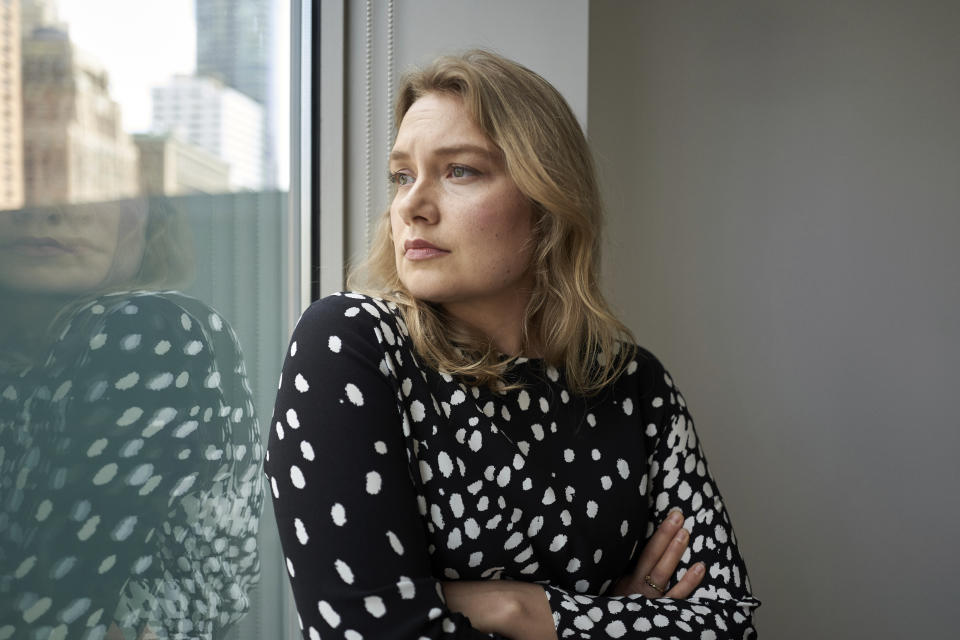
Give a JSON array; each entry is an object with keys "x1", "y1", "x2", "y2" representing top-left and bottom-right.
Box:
[
  {"x1": 389, "y1": 93, "x2": 536, "y2": 314},
  {"x1": 0, "y1": 199, "x2": 147, "y2": 295}
]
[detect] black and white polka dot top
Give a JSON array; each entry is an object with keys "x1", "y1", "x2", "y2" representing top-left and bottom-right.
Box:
[
  {"x1": 266, "y1": 292, "x2": 759, "y2": 639},
  {"x1": 1, "y1": 292, "x2": 263, "y2": 640}
]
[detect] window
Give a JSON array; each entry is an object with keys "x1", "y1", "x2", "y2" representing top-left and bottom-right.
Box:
[{"x1": 2, "y1": 1, "x2": 302, "y2": 638}]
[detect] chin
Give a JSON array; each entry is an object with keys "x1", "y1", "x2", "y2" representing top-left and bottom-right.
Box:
[
  {"x1": 398, "y1": 275, "x2": 457, "y2": 305},
  {"x1": 404, "y1": 287, "x2": 454, "y2": 305},
  {"x1": 0, "y1": 270, "x2": 110, "y2": 295}
]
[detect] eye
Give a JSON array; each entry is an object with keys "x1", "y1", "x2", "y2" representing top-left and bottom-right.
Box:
[
  {"x1": 388, "y1": 171, "x2": 414, "y2": 187},
  {"x1": 450, "y1": 165, "x2": 478, "y2": 179}
]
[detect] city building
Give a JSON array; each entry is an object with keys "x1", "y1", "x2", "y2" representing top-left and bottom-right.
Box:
[
  {"x1": 151, "y1": 75, "x2": 264, "y2": 191},
  {"x1": 134, "y1": 133, "x2": 230, "y2": 196},
  {"x1": 20, "y1": 0, "x2": 63, "y2": 36},
  {"x1": 21, "y1": 26, "x2": 139, "y2": 205},
  {"x1": 0, "y1": 0, "x2": 24, "y2": 209},
  {"x1": 195, "y1": 0, "x2": 277, "y2": 187}
]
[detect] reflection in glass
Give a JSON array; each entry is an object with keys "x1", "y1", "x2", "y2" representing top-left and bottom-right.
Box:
[
  {"x1": 0, "y1": 199, "x2": 264, "y2": 639},
  {"x1": 1, "y1": 1, "x2": 291, "y2": 636}
]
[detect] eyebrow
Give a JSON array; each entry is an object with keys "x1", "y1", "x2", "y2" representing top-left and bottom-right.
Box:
[{"x1": 388, "y1": 144, "x2": 500, "y2": 163}]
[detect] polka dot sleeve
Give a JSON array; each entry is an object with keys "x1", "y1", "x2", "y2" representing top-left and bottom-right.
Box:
[
  {"x1": 540, "y1": 364, "x2": 760, "y2": 639},
  {"x1": 0, "y1": 293, "x2": 263, "y2": 640},
  {"x1": 102, "y1": 294, "x2": 263, "y2": 638},
  {"x1": 265, "y1": 296, "x2": 502, "y2": 639}
]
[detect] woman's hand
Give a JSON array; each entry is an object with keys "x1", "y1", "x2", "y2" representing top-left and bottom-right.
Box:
[
  {"x1": 442, "y1": 580, "x2": 558, "y2": 640},
  {"x1": 610, "y1": 509, "x2": 707, "y2": 598}
]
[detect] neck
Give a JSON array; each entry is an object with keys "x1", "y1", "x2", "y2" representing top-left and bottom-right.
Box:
[{"x1": 442, "y1": 288, "x2": 538, "y2": 358}]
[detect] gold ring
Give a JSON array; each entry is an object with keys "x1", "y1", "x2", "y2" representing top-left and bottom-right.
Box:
[{"x1": 644, "y1": 574, "x2": 667, "y2": 595}]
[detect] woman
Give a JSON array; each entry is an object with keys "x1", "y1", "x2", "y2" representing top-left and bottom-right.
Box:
[
  {"x1": 0, "y1": 197, "x2": 263, "y2": 639},
  {"x1": 266, "y1": 50, "x2": 760, "y2": 639}
]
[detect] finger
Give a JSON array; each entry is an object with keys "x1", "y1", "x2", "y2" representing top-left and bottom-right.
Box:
[
  {"x1": 634, "y1": 510, "x2": 685, "y2": 579},
  {"x1": 665, "y1": 562, "x2": 706, "y2": 599},
  {"x1": 644, "y1": 525, "x2": 690, "y2": 597}
]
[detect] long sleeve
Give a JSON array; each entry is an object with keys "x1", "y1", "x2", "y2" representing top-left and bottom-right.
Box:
[
  {"x1": 265, "y1": 294, "x2": 759, "y2": 640},
  {"x1": 0, "y1": 293, "x2": 262, "y2": 640},
  {"x1": 540, "y1": 360, "x2": 760, "y2": 639},
  {"x1": 265, "y1": 295, "x2": 497, "y2": 639},
  {"x1": 104, "y1": 294, "x2": 263, "y2": 639}
]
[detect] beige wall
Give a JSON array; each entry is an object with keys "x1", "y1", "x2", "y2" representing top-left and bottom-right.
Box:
[{"x1": 589, "y1": 1, "x2": 960, "y2": 637}]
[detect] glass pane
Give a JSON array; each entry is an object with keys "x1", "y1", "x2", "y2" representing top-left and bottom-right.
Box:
[{"x1": 1, "y1": 1, "x2": 295, "y2": 638}]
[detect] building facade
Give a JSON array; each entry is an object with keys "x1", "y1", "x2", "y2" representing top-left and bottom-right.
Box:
[
  {"x1": 21, "y1": 27, "x2": 139, "y2": 205},
  {"x1": 0, "y1": 0, "x2": 24, "y2": 209},
  {"x1": 20, "y1": 0, "x2": 63, "y2": 36},
  {"x1": 195, "y1": 0, "x2": 276, "y2": 188},
  {"x1": 134, "y1": 133, "x2": 230, "y2": 196},
  {"x1": 151, "y1": 75, "x2": 264, "y2": 191}
]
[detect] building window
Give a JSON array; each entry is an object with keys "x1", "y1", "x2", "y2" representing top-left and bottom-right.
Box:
[{"x1": 9, "y1": 1, "x2": 301, "y2": 638}]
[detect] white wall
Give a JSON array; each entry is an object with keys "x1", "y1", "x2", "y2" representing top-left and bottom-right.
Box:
[{"x1": 589, "y1": 1, "x2": 960, "y2": 637}]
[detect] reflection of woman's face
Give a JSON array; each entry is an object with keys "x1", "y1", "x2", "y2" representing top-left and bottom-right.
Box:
[{"x1": 0, "y1": 200, "x2": 148, "y2": 295}]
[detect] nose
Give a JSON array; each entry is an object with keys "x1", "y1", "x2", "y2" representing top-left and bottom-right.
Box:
[
  {"x1": 44, "y1": 207, "x2": 64, "y2": 225},
  {"x1": 393, "y1": 177, "x2": 439, "y2": 226}
]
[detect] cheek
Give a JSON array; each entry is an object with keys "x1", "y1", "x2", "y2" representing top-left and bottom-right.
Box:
[
  {"x1": 478, "y1": 196, "x2": 534, "y2": 251},
  {"x1": 389, "y1": 202, "x2": 403, "y2": 236},
  {"x1": 389, "y1": 211, "x2": 403, "y2": 258},
  {"x1": 91, "y1": 213, "x2": 124, "y2": 248}
]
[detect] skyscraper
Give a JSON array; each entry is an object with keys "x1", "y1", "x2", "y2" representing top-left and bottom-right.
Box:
[
  {"x1": 133, "y1": 133, "x2": 230, "y2": 196},
  {"x1": 0, "y1": 0, "x2": 24, "y2": 210},
  {"x1": 152, "y1": 75, "x2": 264, "y2": 191},
  {"x1": 195, "y1": 0, "x2": 276, "y2": 188},
  {"x1": 196, "y1": 0, "x2": 270, "y2": 104},
  {"x1": 21, "y1": 25, "x2": 139, "y2": 205},
  {"x1": 20, "y1": 0, "x2": 62, "y2": 36}
]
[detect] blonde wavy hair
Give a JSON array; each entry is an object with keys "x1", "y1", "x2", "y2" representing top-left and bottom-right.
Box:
[{"x1": 350, "y1": 49, "x2": 634, "y2": 396}]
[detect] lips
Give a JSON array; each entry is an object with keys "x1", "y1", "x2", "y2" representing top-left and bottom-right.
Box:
[
  {"x1": 403, "y1": 238, "x2": 450, "y2": 261},
  {"x1": 2, "y1": 237, "x2": 76, "y2": 256}
]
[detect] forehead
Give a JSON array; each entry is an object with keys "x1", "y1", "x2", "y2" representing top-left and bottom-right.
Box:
[{"x1": 392, "y1": 93, "x2": 496, "y2": 154}]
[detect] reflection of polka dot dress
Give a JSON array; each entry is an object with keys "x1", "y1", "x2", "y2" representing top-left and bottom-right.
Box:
[
  {"x1": 0, "y1": 292, "x2": 263, "y2": 640},
  {"x1": 266, "y1": 293, "x2": 760, "y2": 639}
]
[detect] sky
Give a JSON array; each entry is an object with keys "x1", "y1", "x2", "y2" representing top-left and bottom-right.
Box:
[{"x1": 58, "y1": 0, "x2": 197, "y2": 133}]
